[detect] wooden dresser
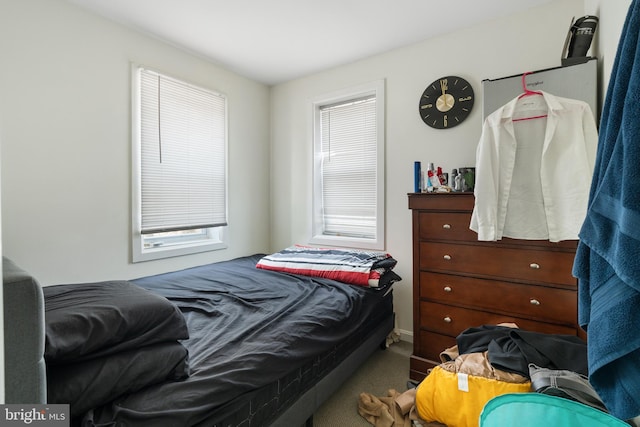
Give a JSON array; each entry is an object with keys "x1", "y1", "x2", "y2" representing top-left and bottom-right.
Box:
[{"x1": 408, "y1": 192, "x2": 582, "y2": 381}]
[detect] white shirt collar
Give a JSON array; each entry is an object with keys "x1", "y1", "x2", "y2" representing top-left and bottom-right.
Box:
[{"x1": 498, "y1": 90, "x2": 566, "y2": 120}]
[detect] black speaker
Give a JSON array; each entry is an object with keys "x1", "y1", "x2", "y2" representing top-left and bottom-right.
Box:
[{"x1": 562, "y1": 16, "x2": 598, "y2": 66}]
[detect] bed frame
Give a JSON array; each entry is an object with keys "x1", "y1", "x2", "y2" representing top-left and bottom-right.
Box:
[{"x1": 274, "y1": 312, "x2": 393, "y2": 426}]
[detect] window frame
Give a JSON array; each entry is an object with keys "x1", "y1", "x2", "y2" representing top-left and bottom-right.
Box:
[
  {"x1": 131, "y1": 64, "x2": 228, "y2": 262},
  {"x1": 309, "y1": 80, "x2": 386, "y2": 251}
]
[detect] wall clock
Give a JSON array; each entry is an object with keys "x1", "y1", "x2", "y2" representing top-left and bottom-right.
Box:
[{"x1": 418, "y1": 76, "x2": 474, "y2": 129}]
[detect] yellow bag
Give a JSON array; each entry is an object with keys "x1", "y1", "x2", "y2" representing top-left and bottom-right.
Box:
[{"x1": 415, "y1": 365, "x2": 531, "y2": 427}]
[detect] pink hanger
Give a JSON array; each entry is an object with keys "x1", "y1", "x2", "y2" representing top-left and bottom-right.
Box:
[
  {"x1": 517, "y1": 72, "x2": 543, "y2": 99},
  {"x1": 514, "y1": 71, "x2": 547, "y2": 122}
]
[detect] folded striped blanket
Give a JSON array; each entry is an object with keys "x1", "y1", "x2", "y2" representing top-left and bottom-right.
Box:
[{"x1": 256, "y1": 246, "x2": 397, "y2": 286}]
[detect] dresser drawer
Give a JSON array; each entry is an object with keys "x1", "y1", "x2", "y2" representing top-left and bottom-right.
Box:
[
  {"x1": 419, "y1": 301, "x2": 578, "y2": 337},
  {"x1": 418, "y1": 212, "x2": 476, "y2": 242},
  {"x1": 416, "y1": 330, "x2": 457, "y2": 365},
  {"x1": 420, "y1": 272, "x2": 577, "y2": 324},
  {"x1": 420, "y1": 242, "x2": 576, "y2": 286},
  {"x1": 408, "y1": 193, "x2": 474, "y2": 211}
]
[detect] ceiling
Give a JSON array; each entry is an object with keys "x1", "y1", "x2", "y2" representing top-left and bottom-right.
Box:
[{"x1": 65, "y1": 0, "x2": 555, "y2": 85}]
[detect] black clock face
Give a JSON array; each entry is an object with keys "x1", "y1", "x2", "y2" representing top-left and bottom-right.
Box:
[{"x1": 419, "y1": 76, "x2": 474, "y2": 129}]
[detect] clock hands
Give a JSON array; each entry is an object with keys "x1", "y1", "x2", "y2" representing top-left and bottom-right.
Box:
[{"x1": 436, "y1": 78, "x2": 455, "y2": 113}]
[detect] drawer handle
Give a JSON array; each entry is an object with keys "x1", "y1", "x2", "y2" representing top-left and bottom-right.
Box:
[
  {"x1": 442, "y1": 224, "x2": 451, "y2": 229},
  {"x1": 443, "y1": 254, "x2": 452, "y2": 261},
  {"x1": 443, "y1": 316, "x2": 452, "y2": 323},
  {"x1": 443, "y1": 286, "x2": 452, "y2": 292},
  {"x1": 530, "y1": 299, "x2": 541, "y2": 306},
  {"x1": 530, "y1": 263, "x2": 540, "y2": 269}
]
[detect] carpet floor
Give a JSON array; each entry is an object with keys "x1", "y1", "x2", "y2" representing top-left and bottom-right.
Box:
[{"x1": 313, "y1": 340, "x2": 413, "y2": 427}]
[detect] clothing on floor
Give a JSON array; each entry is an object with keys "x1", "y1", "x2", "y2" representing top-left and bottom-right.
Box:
[
  {"x1": 456, "y1": 325, "x2": 588, "y2": 378},
  {"x1": 358, "y1": 388, "x2": 425, "y2": 427}
]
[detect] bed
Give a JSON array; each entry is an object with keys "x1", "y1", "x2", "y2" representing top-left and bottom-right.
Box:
[{"x1": 7, "y1": 248, "x2": 399, "y2": 426}]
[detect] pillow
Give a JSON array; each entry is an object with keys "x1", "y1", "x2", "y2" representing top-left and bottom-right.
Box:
[
  {"x1": 44, "y1": 281, "x2": 189, "y2": 364},
  {"x1": 256, "y1": 245, "x2": 398, "y2": 286},
  {"x1": 47, "y1": 341, "x2": 189, "y2": 417}
]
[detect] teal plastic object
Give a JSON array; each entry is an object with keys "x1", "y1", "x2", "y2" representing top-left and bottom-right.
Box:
[{"x1": 479, "y1": 393, "x2": 629, "y2": 427}]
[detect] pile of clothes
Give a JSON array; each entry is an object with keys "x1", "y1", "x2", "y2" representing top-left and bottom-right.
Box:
[{"x1": 358, "y1": 324, "x2": 596, "y2": 427}]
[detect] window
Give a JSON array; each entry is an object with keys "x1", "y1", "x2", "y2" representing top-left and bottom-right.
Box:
[
  {"x1": 132, "y1": 66, "x2": 228, "y2": 262},
  {"x1": 310, "y1": 80, "x2": 385, "y2": 250}
]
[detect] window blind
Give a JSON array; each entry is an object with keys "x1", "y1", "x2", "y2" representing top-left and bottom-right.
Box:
[
  {"x1": 139, "y1": 68, "x2": 227, "y2": 234},
  {"x1": 319, "y1": 96, "x2": 377, "y2": 239}
]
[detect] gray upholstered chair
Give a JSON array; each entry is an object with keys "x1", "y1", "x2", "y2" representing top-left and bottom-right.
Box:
[{"x1": 3, "y1": 257, "x2": 46, "y2": 403}]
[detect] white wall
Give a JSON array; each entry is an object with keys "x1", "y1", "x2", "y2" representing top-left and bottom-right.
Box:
[
  {"x1": 585, "y1": 0, "x2": 633, "y2": 107},
  {"x1": 270, "y1": 0, "x2": 630, "y2": 340},
  {"x1": 0, "y1": 0, "x2": 272, "y2": 285}
]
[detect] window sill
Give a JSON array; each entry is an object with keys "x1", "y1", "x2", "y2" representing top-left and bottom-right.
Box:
[
  {"x1": 132, "y1": 240, "x2": 227, "y2": 263},
  {"x1": 308, "y1": 234, "x2": 384, "y2": 251}
]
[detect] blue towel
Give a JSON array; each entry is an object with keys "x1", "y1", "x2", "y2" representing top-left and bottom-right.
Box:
[{"x1": 573, "y1": 0, "x2": 640, "y2": 420}]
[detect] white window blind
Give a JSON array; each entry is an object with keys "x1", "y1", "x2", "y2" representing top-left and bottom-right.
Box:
[
  {"x1": 319, "y1": 95, "x2": 377, "y2": 239},
  {"x1": 139, "y1": 68, "x2": 227, "y2": 234}
]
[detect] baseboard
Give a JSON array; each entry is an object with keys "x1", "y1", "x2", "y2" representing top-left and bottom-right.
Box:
[{"x1": 396, "y1": 328, "x2": 413, "y2": 343}]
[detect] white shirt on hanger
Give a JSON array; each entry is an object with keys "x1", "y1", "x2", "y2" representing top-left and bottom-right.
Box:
[{"x1": 470, "y1": 91, "x2": 598, "y2": 242}]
